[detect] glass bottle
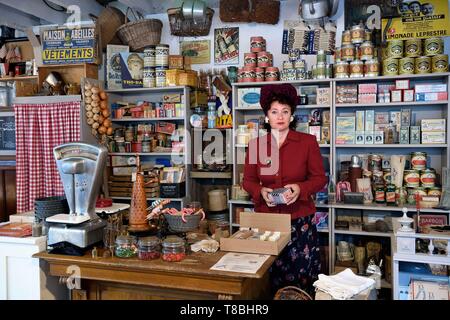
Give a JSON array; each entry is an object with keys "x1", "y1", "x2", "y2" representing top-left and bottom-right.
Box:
[
  {"x1": 375, "y1": 185, "x2": 386, "y2": 204},
  {"x1": 386, "y1": 184, "x2": 396, "y2": 206},
  {"x1": 327, "y1": 174, "x2": 336, "y2": 204}
]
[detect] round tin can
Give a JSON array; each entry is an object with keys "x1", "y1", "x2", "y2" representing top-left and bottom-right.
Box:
[
  {"x1": 288, "y1": 49, "x2": 300, "y2": 62},
  {"x1": 155, "y1": 66, "x2": 167, "y2": 87},
  {"x1": 364, "y1": 29, "x2": 372, "y2": 42},
  {"x1": 142, "y1": 141, "x2": 151, "y2": 153},
  {"x1": 317, "y1": 50, "x2": 327, "y2": 64},
  {"x1": 241, "y1": 66, "x2": 256, "y2": 82},
  {"x1": 342, "y1": 30, "x2": 352, "y2": 45},
  {"x1": 341, "y1": 44, "x2": 355, "y2": 61},
  {"x1": 404, "y1": 169, "x2": 420, "y2": 187},
  {"x1": 431, "y1": 54, "x2": 448, "y2": 73},
  {"x1": 407, "y1": 187, "x2": 427, "y2": 204},
  {"x1": 349, "y1": 59, "x2": 363, "y2": 77},
  {"x1": 399, "y1": 57, "x2": 415, "y2": 75},
  {"x1": 427, "y1": 187, "x2": 442, "y2": 197},
  {"x1": 334, "y1": 60, "x2": 349, "y2": 78},
  {"x1": 405, "y1": 39, "x2": 422, "y2": 58},
  {"x1": 415, "y1": 56, "x2": 431, "y2": 74},
  {"x1": 420, "y1": 169, "x2": 436, "y2": 188},
  {"x1": 360, "y1": 41, "x2": 374, "y2": 61},
  {"x1": 281, "y1": 68, "x2": 296, "y2": 81},
  {"x1": 326, "y1": 64, "x2": 333, "y2": 78},
  {"x1": 144, "y1": 46, "x2": 156, "y2": 68},
  {"x1": 155, "y1": 44, "x2": 169, "y2": 67},
  {"x1": 237, "y1": 68, "x2": 244, "y2": 82},
  {"x1": 143, "y1": 67, "x2": 156, "y2": 88},
  {"x1": 387, "y1": 40, "x2": 404, "y2": 59},
  {"x1": 335, "y1": 47, "x2": 341, "y2": 61},
  {"x1": 383, "y1": 58, "x2": 399, "y2": 76},
  {"x1": 364, "y1": 59, "x2": 379, "y2": 76},
  {"x1": 257, "y1": 51, "x2": 271, "y2": 67},
  {"x1": 316, "y1": 62, "x2": 326, "y2": 79},
  {"x1": 265, "y1": 67, "x2": 279, "y2": 81},
  {"x1": 369, "y1": 154, "x2": 382, "y2": 171},
  {"x1": 296, "y1": 69, "x2": 306, "y2": 80},
  {"x1": 254, "y1": 67, "x2": 265, "y2": 82},
  {"x1": 250, "y1": 36, "x2": 266, "y2": 53},
  {"x1": 294, "y1": 59, "x2": 306, "y2": 69},
  {"x1": 351, "y1": 24, "x2": 365, "y2": 44},
  {"x1": 411, "y1": 152, "x2": 427, "y2": 170},
  {"x1": 283, "y1": 61, "x2": 294, "y2": 69},
  {"x1": 244, "y1": 53, "x2": 257, "y2": 67},
  {"x1": 424, "y1": 37, "x2": 443, "y2": 56}
]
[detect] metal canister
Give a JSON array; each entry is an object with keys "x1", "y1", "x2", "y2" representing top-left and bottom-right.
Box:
[
  {"x1": 283, "y1": 61, "x2": 294, "y2": 69},
  {"x1": 250, "y1": 36, "x2": 266, "y2": 53},
  {"x1": 244, "y1": 53, "x2": 257, "y2": 67},
  {"x1": 288, "y1": 48, "x2": 300, "y2": 62},
  {"x1": 399, "y1": 57, "x2": 415, "y2": 75},
  {"x1": 364, "y1": 29, "x2": 372, "y2": 42},
  {"x1": 364, "y1": 59, "x2": 379, "y2": 77},
  {"x1": 404, "y1": 169, "x2": 420, "y2": 187},
  {"x1": 383, "y1": 58, "x2": 399, "y2": 76},
  {"x1": 407, "y1": 187, "x2": 427, "y2": 204},
  {"x1": 334, "y1": 60, "x2": 349, "y2": 78},
  {"x1": 411, "y1": 152, "x2": 427, "y2": 170},
  {"x1": 351, "y1": 24, "x2": 365, "y2": 44},
  {"x1": 265, "y1": 67, "x2": 279, "y2": 81},
  {"x1": 387, "y1": 40, "x2": 404, "y2": 59},
  {"x1": 341, "y1": 44, "x2": 355, "y2": 62},
  {"x1": 431, "y1": 54, "x2": 448, "y2": 73},
  {"x1": 383, "y1": 169, "x2": 392, "y2": 185},
  {"x1": 316, "y1": 62, "x2": 326, "y2": 79},
  {"x1": 144, "y1": 46, "x2": 156, "y2": 68},
  {"x1": 415, "y1": 56, "x2": 431, "y2": 74},
  {"x1": 155, "y1": 66, "x2": 167, "y2": 87},
  {"x1": 317, "y1": 50, "x2": 327, "y2": 64},
  {"x1": 334, "y1": 47, "x2": 341, "y2": 61},
  {"x1": 281, "y1": 68, "x2": 296, "y2": 81},
  {"x1": 372, "y1": 170, "x2": 384, "y2": 186},
  {"x1": 294, "y1": 59, "x2": 306, "y2": 69},
  {"x1": 155, "y1": 44, "x2": 169, "y2": 67},
  {"x1": 424, "y1": 37, "x2": 443, "y2": 56},
  {"x1": 427, "y1": 187, "x2": 442, "y2": 197},
  {"x1": 257, "y1": 51, "x2": 271, "y2": 68},
  {"x1": 142, "y1": 141, "x2": 151, "y2": 153},
  {"x1": 342, "y1": 30, "x2": 352, "y2": 45},
  {"x1": 296, "y1": 69, "x2": 306, "y2": 80},
  {"x1": 350, "y1": 59, "x2": 363, "y2": 78},
  {"x1": 360, "y1": 41, "x2": 374, "y2": 61},
  {"x1": 405, "y1": 39, "x2": 422, "y2": 58},
  {"x1": 254, "y1": 67, "x2": 265, "y2": 82},
  {"x1": 420, "y1": 169, "x2": 436, "y2": 188},
  {"x1": 369, "y1": 154, "x2": 382, "y2": 171},
  {"x1": 241, "y1": 66, "x2": 256, "y2": 82},
  {"x1": 326, "y1": 64, "x2": 333, "y2": 78},
  {"x1": 143, "y1": 67, "x2": 156, "y2": 88}
]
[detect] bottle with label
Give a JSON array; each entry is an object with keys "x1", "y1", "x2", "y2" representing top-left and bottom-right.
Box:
[
  {"x1": 384, "y1": 121, "x2": 397, "y2": 144},
  {"x1": 327, "y1": 174, "x2": 336, "y2": 204},
  {"x1": 375, "y1": 185, "x2": 386, "y2": 204},
  {"x1": 386, "y1": 184, "x2": 396, "y2": 206}
]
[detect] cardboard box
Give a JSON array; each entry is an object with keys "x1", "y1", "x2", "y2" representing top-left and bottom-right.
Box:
[
  {"x1": 410, "y1": 280, "x2": 449, "y2": 300},
  {"x1": 309, "y1": 126, "x2": 321, "y2": 142},
  {"x1": 238, "y1": 87, "x2": 261, "y2": 109},
  {"x1": 422, "y1": 131, "x2": 446, "y2": 144},
  {"x1": 220, "y1": 212, "x2": 291, "y2": 255},
  {"x1": 414, "y1": 84, "x2": 447, "y2": 93},
  {"x1": 410, "y1": 126, "x2": 421, "y2": 144},
  {"x1": 163, "y1": 93, "x2": 182, "y2": 103},
  {"x1": 400, "y1": 127, "x2": 410, "y2": 144},
  {"x1": 401, "y1": 109, "x2": 411, "y2": 127},
  {"x1": 336, "y1": 132, "x2": 355, "y2": 144},
  {"x1": 337, "y1": 116, "x2": 356, "y2": 132},
  {"x1": 403, "y1": 89, "x2": 415, "y2": 102},
  {"x1": 190, "y1": 89, "x2": 208, "y2": 107},
  {"x1": 316, "y1": 87, "x2": 330, "y2": 105},
  {"x1": 391, "y1": 90, "x2": 403, "y2": 102},
  {"x1": 374, "y1": 131, "x2": 384, "y2": 144},
  {"x1": 356, "y1": 111, "x2": 365, "y2": 131},
  {"x1": 415, "y1": 92, "x2": 448, "y2": 102},
  {"x1": 395, "y1": 79, "x2": 410, "y2": 90},
  {"x1": 365, "y1": 110, "x2": 375, "y2": 132},
  {"x1": 365, "y1": 131, "x2": 374, "y2": 144},
  {"x1": 421, "y1": 119, "x2": 446, "y2": 132},
  {"x1": 355, "y1": 131, "x2": 365, "y2": 144},
  {"x1": 375, "y1": 112, "x2": 389, "y2": 124},
  {"x1": 155, "y1": 121, "x2": 176, "y2": 134}
]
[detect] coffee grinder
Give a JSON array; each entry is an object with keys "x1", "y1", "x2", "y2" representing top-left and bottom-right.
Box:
[{"x1": 46, "y1": 142, "x2": 107, "y2": 254}]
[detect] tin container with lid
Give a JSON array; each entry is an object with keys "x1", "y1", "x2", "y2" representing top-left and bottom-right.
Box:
[
  {"x1": 404, "y1": 169, "x2": 420, "y2": 187},
  {"x1": 115, "y1": 235, "x2": 137, "y2": 258},
  {"x1": 341, "y1": 44, "x2": 355, "y2": 62},
  {"x1": 364, "y1": 59, "x2": 379, "y2": 77},
  {"x1": 162, "y1": 236, "x2": 186, "y2": 262},
  {"x1": 257, "y1": 51, "x2": 271, "y2": 67},
  {"x1": 138, "y1": 236, "x2": 161, "y2": 260},
  {"x1": 265, "y1": 67, "x2": 279, "y2": 81},
  {"x1": 383, "y1": 58, "x2": 399, "y2": 76},
  {"x1": 250, "y1": 36, "x2": 266, "y2": 53},
  {"x1": 155, "y1": 44, "x2": 169, "y2": 67},
  {"x1": 415, "y1": 56, "x2": 431, "y2": 74},
  {"x1": 241, "y1": 66, "x2": 256, "y2": 82},
  {"x1": 316, "y1": 62, "x2": 326, "y2": 79},
  {"x1": 351, "y1": 24, "x2": 365, "y2": 44},
  {"x1": 369, "y1": 154, "x2": 382, "y2": 172},
  {"x1": 360, "y1": 41, "x2": 374, "y2": 61},
  {"x1": 387, "y1": 40, "x2": 403, "y2": 59},
  {"x1": 288, "y1": 48, "x2": 300, "y2": 62},
  {"x1": 155, "y1": 66, "x2": 168, "y2": 87},
  {"x1": 428, "y1": 187, "x2": 442, "y2": 197},
  {"x1": 144, "y1": 46, "x2": 156, "y2": 68},
  {"x1": 254, "y1": 67, "x2": 265, "y2": 81},
  {"x1": 334, "y1": 61, "x2": 349, "y2": 78},
  {"x1": 424, "y1": 37, "x2": 443, "y2": 56},
  {"x1": 143, "y1": 67, "x2": 156, "y2": 88},
  {"x1": 411, "y1": 152, "x2": 427, "y2": 170},
  {"x1": 244, "y1": 53, "x2": 257, "y2": 67},
  {"x1": 431, "y1": 54, "x2": 448, "y2": 73},
  {"x1": 399, "y1": 57, "x2": 415, "y2": 75},
  {"x1": 283, "y1": 61, "x2": 294, "y2": 69},
  {"x1": 317, "y1": 50, "x2": 327, "y2": 64},
  {"x1": 420, "y1": 169, "x2": 436, "y2": 188},
  {"x1": 349, "y1": 59, "x2": 363, "y2": 78},
  {"x1": 405, "y1": 39, "x2": 422, "y2": 57},
  {"x1": 342, "y1": 30, "x2": 352, "y2": 45}
]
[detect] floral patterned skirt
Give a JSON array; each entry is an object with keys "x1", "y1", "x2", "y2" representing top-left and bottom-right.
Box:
[{"x1": 269, "y1": 214, "x2": 321, "y2": 296}]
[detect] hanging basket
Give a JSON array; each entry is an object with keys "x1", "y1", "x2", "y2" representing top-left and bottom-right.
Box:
[
  {"x1": 95, "y1": 6, "x2": 125, "y2": 51},
  {"x1": 116, "y1": 8, "x2": 162, "y2": 52},
  {"x1": 167, "y1": 7, "x2": 214, "y2": 37}
]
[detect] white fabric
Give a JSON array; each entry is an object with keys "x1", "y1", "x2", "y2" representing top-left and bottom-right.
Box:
[{"x1": 313, "y1": 268, "x2": 376, "y2": 300}]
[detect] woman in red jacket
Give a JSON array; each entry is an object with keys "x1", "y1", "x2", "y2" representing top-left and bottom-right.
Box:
[{"x1": 243, "y1": 83, "x2": 327, "y2": 296}]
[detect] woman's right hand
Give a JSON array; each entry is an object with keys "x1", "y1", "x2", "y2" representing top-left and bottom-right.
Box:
[{"x1": 261, "y1": 187, "x2": 275, "y2": 207}]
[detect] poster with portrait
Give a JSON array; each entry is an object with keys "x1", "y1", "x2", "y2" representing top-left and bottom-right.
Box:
[
  {"x1": 120, "y1": 52, "x2": 144, "y2": 88},
  {"x1": 214, "y1": 27, "x2": 239, "y2": 65},
  {"x1": 180, "y1": 40, "x2": 211, "y2": 65}
]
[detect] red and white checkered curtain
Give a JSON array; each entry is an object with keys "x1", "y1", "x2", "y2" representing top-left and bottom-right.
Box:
[{"x1": 14, "y1": 101, "x2": 81, "y2": 213}]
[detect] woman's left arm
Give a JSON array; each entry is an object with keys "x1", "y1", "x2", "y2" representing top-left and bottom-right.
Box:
[{"x1": 295, "y1": 136, "x2": 327, "y2": 201}]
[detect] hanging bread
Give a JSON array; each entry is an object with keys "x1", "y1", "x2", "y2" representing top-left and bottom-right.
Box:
[
  {"x1": 98, "y1": 126, "x2": 107, "y2": 135},
  {"x1": 91, "y1": 86, "x2": 100, "y2": 95},
  {"x1": 100, "y1": 100, "x2": 108, "y2": 110},
  {"x1": 85, "y1": 104, "x2": 92, "y2": 111},
  {"x1": 102, "y1": 109, "x2": 110, "y2": 117},
  {"x1": 87, "y1": 118, "x2": 94, "y2": 125},
  {"x1": 91, "y1": 94, "x2": 100, "y2": 102},
  {"x1": 92, "y1": 122, "x2": 100, "y2": 129},
  {"x1": 84, "y1": 82, "x2": 93, "y2": 90},
  {"x1": 98, "y1": 115, "x2": 105, "y2": 124},
  {"x1": 91, "y1": 100, "x2": 99, "y2": 108},
  {"x1": 103, "y1": 118, "x2": 112, "y2": 128},
  {"x1": 86, "y1": 111, "x2": 93, "y2": 118},
  {"x1": 85, "y1": 97, "x2": 92, "y2": 104},
  {"x1": 93, "y1": 114, "x2": 100, "y2": 121},
  {"x1": 92, "y1": 107, "x2": 100, "y2": 114},
  {"x1": 99, "y1": 91, "x2": 107, "y2": 100},
  {"x1": 85, "y1": 89, "x2": 93, "y2": 97},
  {"x1": 106, "y1": 127, "x2": 113, "y2": 136}
]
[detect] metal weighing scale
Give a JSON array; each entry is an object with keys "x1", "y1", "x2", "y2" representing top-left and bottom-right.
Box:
[{"x1": 46, "y1": 142, "x2": 108, "y2": 254}]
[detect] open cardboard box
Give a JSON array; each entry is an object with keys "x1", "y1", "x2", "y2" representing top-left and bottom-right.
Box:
[{"x1": 220, "y1": 212, "x2": 291, "y2": 255}]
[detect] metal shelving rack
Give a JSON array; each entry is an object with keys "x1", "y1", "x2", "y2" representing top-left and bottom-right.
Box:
[{"x1": 106, "y1": 86, "x2": 192, "y2": 208}]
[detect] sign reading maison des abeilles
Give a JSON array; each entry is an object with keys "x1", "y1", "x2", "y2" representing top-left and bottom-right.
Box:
[{"x1": 41, "y1": 27, "x2": 97, "y2": 64}]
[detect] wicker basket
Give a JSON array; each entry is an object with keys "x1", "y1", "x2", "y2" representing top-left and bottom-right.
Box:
[
  {"x1": 274, "y1": 286, "x2": 313, "y2": 300},
  {"x1": 167, "y1": 7, "x2": 214, "y2": 37},
  {"x1": 116, "y1": 8, "x2": 162, "y2": 52},
  {"x1": 164, "y1": 213, "x2": 202, "y2": 233},
  {"x1": 95, "y1": 6, "x2": 125, "y2": 51}
]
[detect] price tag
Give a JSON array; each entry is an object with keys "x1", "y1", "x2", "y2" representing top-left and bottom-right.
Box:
[{"x1": 132, "y1": 172, "x2": 137, "y2": 182}]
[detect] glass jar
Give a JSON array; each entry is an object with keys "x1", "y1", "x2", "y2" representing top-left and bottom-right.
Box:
[
  {"x1": 125, "y1": 125, "x2": 134, "y2": 142},
  {"x1": 115, "y1": 235, "x2": 137, "y2": 258},
  {"x1": 138, "y1": 236, "x2": 161, "y2": 260},
  {"x1": 214, "y1": 220, "x2": 230, "y2": 241},
  {"x1": 162, "y1": 236, "x2": 186, "y2": 262}
]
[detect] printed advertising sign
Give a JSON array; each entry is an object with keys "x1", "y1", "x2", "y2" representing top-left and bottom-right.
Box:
[
  {"x1": 382, "y1": 0, "x2": 450, "y2": 40},
  {"x1": 41, "y1": 27, "x2": 97, "y2": 64}
]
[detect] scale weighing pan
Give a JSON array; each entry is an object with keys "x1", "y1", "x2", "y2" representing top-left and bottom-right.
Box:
[{"x1": 46, "y1": 214, "x2": 90, "y2": 224}]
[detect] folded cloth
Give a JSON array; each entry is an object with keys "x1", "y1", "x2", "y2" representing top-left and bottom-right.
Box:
[{"x1": 313, "y1": 268, "x2": 376, "y2": 300}]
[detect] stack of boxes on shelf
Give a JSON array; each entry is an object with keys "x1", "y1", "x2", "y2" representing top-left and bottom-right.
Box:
[{"x1": 296, "y1": 109, "x2": 330, "y2": 144}]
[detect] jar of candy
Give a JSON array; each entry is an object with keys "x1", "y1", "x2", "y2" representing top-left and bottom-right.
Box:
[
  {"x1": 162, "y1": 236, "x2": 186, "y2": 262},
  {"x1": 115, "y1": 235, "x2": 137, "y2": 258},
  {"x1": 138, "y1": 236, "x2": 161, "y2": 260}
]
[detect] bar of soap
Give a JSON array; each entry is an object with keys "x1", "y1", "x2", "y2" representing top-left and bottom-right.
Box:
[
  {"x1": 268, "y1": 234, "x2": 280, "y2": 241},
  {"x1": 259, "y1": 234, "x2": 268, "y2": 241}
]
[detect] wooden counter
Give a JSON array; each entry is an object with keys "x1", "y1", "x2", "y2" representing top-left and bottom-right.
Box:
[{"x1": 35, "y1": 250, "x2": 275, "y2": 300}]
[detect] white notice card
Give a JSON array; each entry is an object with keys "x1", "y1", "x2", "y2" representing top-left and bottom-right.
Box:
[{"x1": 210, "y1": 252, "x2": 271, "y2": 274}]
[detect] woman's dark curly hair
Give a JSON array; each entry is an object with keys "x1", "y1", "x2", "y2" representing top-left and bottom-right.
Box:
[{"x1": 260, "y1": 84, "x2": 298, "y2": 131}]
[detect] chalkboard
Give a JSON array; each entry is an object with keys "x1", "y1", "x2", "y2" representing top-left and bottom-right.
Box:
[{"x1": 0, "y1": 112, "x2": 15, "y2": 153}]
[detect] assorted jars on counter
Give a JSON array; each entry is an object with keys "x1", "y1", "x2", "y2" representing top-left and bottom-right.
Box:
[
  {"x1": 138, "y1": 236, "x2": 161, "y2": 260},
  {"x1": 162, "y1": 236, "x2": 186, "y2": 262},
  {"x1": 115, "y1": 235, "x2": 138, "y2": 258}
]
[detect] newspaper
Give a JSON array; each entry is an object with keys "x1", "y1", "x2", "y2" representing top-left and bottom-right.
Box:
[{"x1": 210, "y1": 252, "x2": 270, "y2": 274}]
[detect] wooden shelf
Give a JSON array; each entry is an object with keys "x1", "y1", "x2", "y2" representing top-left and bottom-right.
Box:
[
  {"x1": 333, "y1": 203, "x2": 449, "y2": 213},
  {"x1": 190, "y1": 171, "x2": 232, "y2": 179},
  {"x1": 336, "y1": 101, "x2": 448, "y2": 108},
  {"x1": 105, "y1": 86, "x2": 187, "y2": 93},
  {"x1": 0, "y1": 75, "x2": 38, "y2": 82},
  {"x1": 334, "y1": 229, "x2": 393, "y2": 238},
  {"x1": 110, "y1": 196, "x2": 185, "y2": 202}
]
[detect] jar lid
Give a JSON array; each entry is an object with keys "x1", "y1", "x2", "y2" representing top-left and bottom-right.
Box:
[
  {"x1": 216, "y1": 220, "x2": 229, "y2": 227},
  {"x1": 116, "y1": 235, "x2": 136, "y2": 244},
  {"x1": 139, "y1": 236, "x2": 160, "y2": 247},
  {"x1": 162, "y1": 236, "x2": 185, "y2": 248}
]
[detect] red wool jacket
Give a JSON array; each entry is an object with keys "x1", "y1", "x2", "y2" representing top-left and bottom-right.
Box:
[{"x1": 243, "y1": 130, "x2": 327, "y2": 219}]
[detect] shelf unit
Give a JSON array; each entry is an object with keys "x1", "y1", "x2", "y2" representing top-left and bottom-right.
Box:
[
  {"x1": 106, "y1": 86, "x2": 192, "y2": 208},
  {"x1": 228, "y1": 73, "x2": 450, "y2": 292}
]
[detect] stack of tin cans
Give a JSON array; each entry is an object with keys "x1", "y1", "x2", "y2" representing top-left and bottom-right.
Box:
[
  {"x1": 143, "y1": 44, "x2": 170, "y2": 88},
  {"x1": 382, "y1": 38, "x2": 448, "y2": 76}
]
